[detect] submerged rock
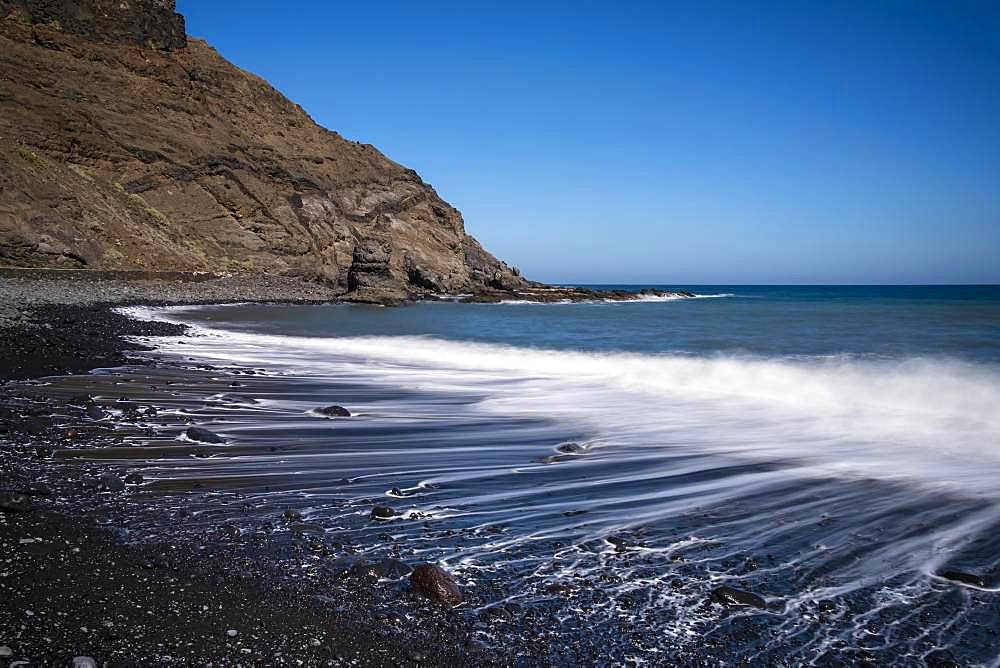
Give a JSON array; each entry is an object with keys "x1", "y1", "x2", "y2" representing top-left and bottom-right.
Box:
[
  {"x1": 213, "y1": 393, "x2": 259, "y2": 405},
  {"x1": 98, "y1": 474, "x2": 126, "y2": 492},
  {"x1": 370, "y1": 505, "x2": 396, "y2": 521},
  {"x1": 316, "y1": 405, "x2": 351, "y2": 418},
  {"x1": 349, "y1": 558, "x2": 413, "y2": 580},
  {"x1": 185, "y1": 426, "x2": 224, "y2": 444},
  {"x1": 940, "y1": 570, "x2": 986, "y2": 587},
  {"x1": 410, "y1": 563, "x2": 462, "y2": 605},
  {"x1": 556, "y1": 442, "x2": 584, "y2": 454},
  {"x1": 84, "y1": 405, "x2": 107, "y2": 420},
  {"x1": 709, "y1": 586, "x2": 767, "y2": 609}
]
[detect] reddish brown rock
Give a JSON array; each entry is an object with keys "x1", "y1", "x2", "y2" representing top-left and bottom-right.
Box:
[{"x1": 409, "y1": 563, "x2": 462, "y2": 606}]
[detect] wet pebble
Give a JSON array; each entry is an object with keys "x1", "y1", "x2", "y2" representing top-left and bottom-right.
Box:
[
  {"x1": 315, "y1": 404, "x2": 351, "y2": 417},
  {"x1": 72, "y1": 657, "x2": 97, "y2": 668},
  {"x1": 98, "y1": 474, "x2": 126, "y2": 492},
  {"x1": 709, "y1": 586, "x2": 767, "y2": 609},
  {"x1": 0, "y1": 646, "x2": 12, "y2": 658},
  {"x1": 185, "y1": 426, "x2": 224, "y2": 444}
]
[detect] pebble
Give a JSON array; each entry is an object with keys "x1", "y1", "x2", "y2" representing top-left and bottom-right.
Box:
[
  {"x1": 0, "y1": 646, "x2": 13, "y2": 658},
  {"x1": 315, "y1": 405, "x2": 351, "y2": 418},
  {"x1": 226, "y1": 629, "x2": 239, "y2": 637},
  {"x1": 72, "y1": 657, "x2": 98, "y2": 668}
]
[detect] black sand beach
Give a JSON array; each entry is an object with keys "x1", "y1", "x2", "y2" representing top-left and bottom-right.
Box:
[{"x1": 0, "y1": 275, "x2": 497, "y2": 667}]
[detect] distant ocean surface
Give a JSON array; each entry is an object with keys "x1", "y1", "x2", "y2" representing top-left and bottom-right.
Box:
[{"x1": 122, "y1": 285, "x2": 1000, "y2": 663}]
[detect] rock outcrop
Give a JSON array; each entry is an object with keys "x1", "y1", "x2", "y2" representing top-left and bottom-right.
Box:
[{"x1": 0, "y1": 0, "x2": 527, "y2": 302}]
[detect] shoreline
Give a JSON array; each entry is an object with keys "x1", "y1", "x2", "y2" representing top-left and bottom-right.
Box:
[{"x1": 0, "y1": 277, "x2": 503, "y2": 666}]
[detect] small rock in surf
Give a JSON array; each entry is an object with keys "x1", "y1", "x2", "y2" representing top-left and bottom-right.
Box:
[
  {"x1": 410, "y1": 563, "x2": 462, "y2": 605},
  {"x1": 185, "y1": 426, "x2": 224, "y2": 443},
  {"x1": 98, "y1": 474, "x2": 126, "y2": 492},
  {"x1": 370, "y1": 505, "x2": 396, "y2": 521},
  {"x1": 315, "y1": 405, "x2": 351, "y2": 418},
  {"x1": 556, "y1": 442, "x2": 584, "y2": 454},
  {"x1": 709, "y1": 586, "x2": 767, "y2": 609}
]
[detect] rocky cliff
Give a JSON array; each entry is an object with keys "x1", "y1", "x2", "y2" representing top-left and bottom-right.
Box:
[{"x1": 0, "y1": 0, "x2": 527, "y2": 302}]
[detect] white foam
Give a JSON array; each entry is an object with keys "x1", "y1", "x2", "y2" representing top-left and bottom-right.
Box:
[
  {"x1": 122, "y1": 305, "x2": 1000, "y2": 496},
  {"x1": 494, "y1": 292, "x2": 735, "y2": 305}
]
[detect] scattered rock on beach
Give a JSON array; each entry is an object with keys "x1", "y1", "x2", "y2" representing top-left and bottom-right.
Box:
[
  {"x1": 98, "y1": 474, "x2": 126, "y2": 492},
  {"x1": 315, "y1": 405, "x2": 351, "y2": 418},
  {"x1": 410, "y1": 563, "x2": 462, "y2": 605},
  {"x1": 709, "y1": 586, "x2": 767, "y2": 609},
  {"x1": 185, "y1": 426, "x2": 224, "y2": 444},
  {"x1": 370, "y1": 505, "x2": 396, "y2": 521},
  {"x1": 940, "y1": 570, "x2": 986, "y2": 587}
]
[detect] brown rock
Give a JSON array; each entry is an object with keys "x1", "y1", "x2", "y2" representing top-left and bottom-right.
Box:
[{"x1": 409, "y1": 563, "x2": 462, "y2": 605}]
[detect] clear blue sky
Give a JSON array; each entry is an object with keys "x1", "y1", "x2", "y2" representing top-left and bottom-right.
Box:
[{"x1": 179, "y1": 1, "x2": 999, "y2": 284}]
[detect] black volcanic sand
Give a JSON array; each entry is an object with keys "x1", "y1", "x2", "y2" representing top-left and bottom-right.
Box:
[{"x1": 0, "y1": 301, "x2": 494, "y2": 667}]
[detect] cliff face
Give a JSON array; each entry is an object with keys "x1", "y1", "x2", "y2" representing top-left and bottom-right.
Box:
[{"x1": 0, "y1": 0, "x2": 526, "y2": 301}]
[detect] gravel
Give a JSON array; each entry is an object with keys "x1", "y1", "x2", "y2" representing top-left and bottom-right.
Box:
[{"x1": 0, "y1": 272, "x2": 342, "y2": 326}]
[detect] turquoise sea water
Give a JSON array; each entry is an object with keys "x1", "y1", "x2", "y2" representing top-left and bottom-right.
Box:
[{"x1": 177, "y1": 284, "x2": 1000, "y2": 360}]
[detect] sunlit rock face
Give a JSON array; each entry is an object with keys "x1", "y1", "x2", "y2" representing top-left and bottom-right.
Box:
[{"x1": 0, "y1": 0, "x2": 526, "y2": 302}]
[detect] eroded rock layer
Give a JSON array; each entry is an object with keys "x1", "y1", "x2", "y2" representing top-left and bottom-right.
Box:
[{"x1": 0, "y1": 0, "x2": 526, "y2": 301}]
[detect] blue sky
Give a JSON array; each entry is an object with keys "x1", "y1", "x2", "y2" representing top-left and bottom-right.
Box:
[{"x1": 179, "y1": 1, "x2": 1000, "y2": 284}]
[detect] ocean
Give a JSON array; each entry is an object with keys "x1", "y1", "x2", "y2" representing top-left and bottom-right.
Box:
[{"x1": 102, "y1": 285, "x2": 1000, "y2": 663}]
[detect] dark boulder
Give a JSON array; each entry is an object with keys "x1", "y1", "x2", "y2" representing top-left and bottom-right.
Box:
[
  {"x1": 84, "y1": 405, "x2": 107, "y2": 420},
  {"x1": 410, "y1": 563, "x2": 462, "y2": 605},
  {"x1": 556, "y1": 442, "x2": 584, "y2": 454},
  {"x1": 709, "y1": 586, "x2": 766, "y2": 609},
  {"x1": 124, "y1": 473, "x2": 144, "y2": 485},
  {"x1": 68, "y1": 394, "x2": 94, "y2": 407},
  {"x1": 370, "y1": 505, "x2": 396, "y2": 521},
  {"x1": 940, "y1": 570, "x2": 986, "y2": 587},
  {"x1": 315, "y1": 405, "x2": 351, "y2": 418},
  {"x1": 185, "y1": 426, "x2": 224, "y2": 444}
]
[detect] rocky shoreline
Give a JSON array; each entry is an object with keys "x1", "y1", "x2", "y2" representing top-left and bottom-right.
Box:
[{"x1": 0, "y1": 274, "x2": 705, "y2": 666}]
